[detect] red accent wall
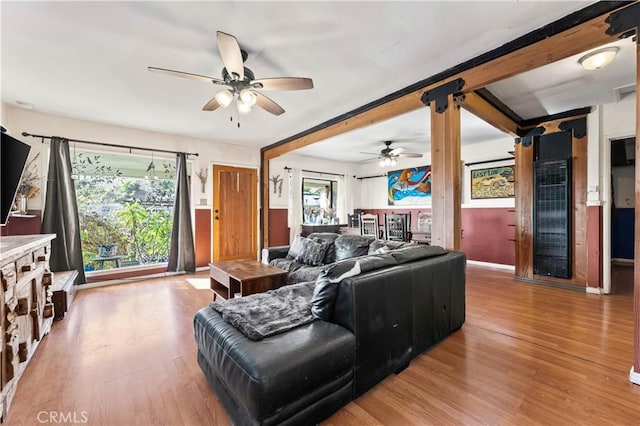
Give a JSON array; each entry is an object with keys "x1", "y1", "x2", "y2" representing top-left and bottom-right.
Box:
[
  {"x1": 267, "y1": 206, "x2": 515, "y2": 266},
  {"x1": 269, "y1": 209, "x2": 289, "y2": 246},
  {"x1": 195, "y1": 208, "x2": 211, "y2": 267},
  {"x1": 362, "y1": 207, "x2": 515, "y2": 266},
  {"x1": 1, "y1": 210, "x2": 42, "y2": 236}
]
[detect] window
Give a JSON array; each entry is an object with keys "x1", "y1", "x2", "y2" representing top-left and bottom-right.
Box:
[
  {"x1": 302, "y1": 178, "x2": 338, "y2": 224},
  {"x1": 71, "y1": 150, "x2": 186, "y2": 272}
]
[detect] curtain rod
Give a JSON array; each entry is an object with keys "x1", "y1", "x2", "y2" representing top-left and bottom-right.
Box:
[
  {"x1": 356, "y1": 174, "x2": 387, "y2": 180},
  {"x1": 464, "y1": 157, "x2": 513, "y2": 167},
  {"x1": 22, "y1": 132, "x2": 199, "y2": 157},
  {"x1": 283, "y1": 166, "x2": 344, "y2": 177}
]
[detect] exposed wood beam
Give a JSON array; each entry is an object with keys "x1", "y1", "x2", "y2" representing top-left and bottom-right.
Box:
[
  {"x1": 430, "y1": 95, "x2": 461, "y2": 251},
  {"x1": 459, "y1": 92, "x2": 519, "y2": 137},
  {"x1": 262, "y1": 4, "x2": 628, "y2": 162}
]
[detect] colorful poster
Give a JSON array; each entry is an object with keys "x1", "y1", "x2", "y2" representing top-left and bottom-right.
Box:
[
  {"x1": 470, "y1": 165, "x2": 515, "y2": 199},
  {"x1": 387, "y1": 166, "x2": 431, "y2": 206}
]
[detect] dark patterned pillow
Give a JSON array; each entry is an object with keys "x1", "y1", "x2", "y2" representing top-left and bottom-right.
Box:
[
  {"x1": 286, "y1": 235, "x2": 306, "y2": 259},
  {"x1": 295, "y1": 237, "x2": 329, "y2": 266}
]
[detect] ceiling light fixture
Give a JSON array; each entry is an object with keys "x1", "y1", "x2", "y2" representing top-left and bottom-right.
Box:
[
  {"x1": 578, "y1": 47, "x2": 619, "y2": 70},
  {"x1": 237, "y1": 98, "x2": 252, "y2": 115},
  {"x1": 239, "y1": 89, "x2": 257, "y2": 106},
  {"x1": 214, "y1": 89, "x2": 234, "y2": 108},
  {"x1": 378, "y1": 156, "x2": 398, "y2": 167}
]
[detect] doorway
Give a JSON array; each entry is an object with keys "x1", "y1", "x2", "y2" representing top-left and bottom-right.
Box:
[
  {"x1": 610, "y1": 137, "x2": 635, "y2": 295},
  {"x1": 212, "y1": 165, "x2": 258, "y2": 262}
]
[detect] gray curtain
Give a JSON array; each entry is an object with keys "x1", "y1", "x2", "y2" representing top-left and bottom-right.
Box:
[
  {"x1": 167, "y1": 153, "x2": 195, "y2": 273},
  {"x1": 41, "y1": 137, "x2": 86, "y2": 284}
]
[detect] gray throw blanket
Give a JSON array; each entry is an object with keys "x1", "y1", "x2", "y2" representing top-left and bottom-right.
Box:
[{"x1": 210, "y1": 281, "x2": 315, "y2": 341}]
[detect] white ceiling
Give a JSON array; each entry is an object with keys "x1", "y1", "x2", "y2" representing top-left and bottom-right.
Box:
[{"x1": 3, "y1": 1, "x2": 628, "y2": 164}]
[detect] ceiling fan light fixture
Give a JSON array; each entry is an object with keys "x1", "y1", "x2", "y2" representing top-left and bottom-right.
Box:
[
  {"x1": 239, "y1": 89, "x2": 257, "y2": 106},
  {"x1": 215, "y1": 89, "x2": 233, "y2": 108},
  {"x1": 578, "y1": 47, "x2": 619, "y2": 70},
  {"x1": 237, "y1": 98, "x2": 252, "y2": 115}
]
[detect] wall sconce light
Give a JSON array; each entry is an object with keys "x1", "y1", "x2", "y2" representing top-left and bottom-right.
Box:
[{"x1": 578, "y1": 47, "x2": 619, "y2": 70}]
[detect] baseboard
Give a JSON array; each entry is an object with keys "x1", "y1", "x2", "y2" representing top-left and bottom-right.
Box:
[
  {"x1": 196, "y1": 265, "x2": 209, "y2": 272},
  {"x1": 630, "y1": 366, "x2": 640, "y2": 386},
  {"x1": 466, "y1": 260, "x2": 515, "y2": 271},
  {"x1": 586, "y1": 286, "x2": 605, "y2": 295}
]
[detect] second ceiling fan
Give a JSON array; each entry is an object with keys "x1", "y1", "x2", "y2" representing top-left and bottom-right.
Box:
[
  {"x1": 361, "y1": 140, "x2": 423, "y2": 166},
  {"x1": 148, "y1": 31, "x2": 313, "y2": 117}
]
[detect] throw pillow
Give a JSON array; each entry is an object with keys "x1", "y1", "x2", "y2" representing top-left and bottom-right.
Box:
[
  {"x1": 311, "y1": 260, "x2": 362, "y2": 321},
  {"x1": 295, "y1": 237, "x2": 329, "y2": 266},
  {"x1": 334, "y1": 234, "x2": 374, "y2": 261},
  {"x1": 287, "y1": 235, "x2": 306, "y2": 259}
]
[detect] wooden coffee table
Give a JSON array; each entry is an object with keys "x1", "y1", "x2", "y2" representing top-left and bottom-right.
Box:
[{"x1": 209, "y1": 260, "x2": 288, "y2": 301}]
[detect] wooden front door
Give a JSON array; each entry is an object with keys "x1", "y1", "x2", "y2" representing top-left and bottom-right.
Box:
[{"x1": 212, "y1": 165, "x2": 258, "y2": 261}]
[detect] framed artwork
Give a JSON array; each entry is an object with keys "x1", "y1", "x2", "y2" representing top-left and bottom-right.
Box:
[
  {"x1": 387, "y1": 166, "x2": 431, "y2": 206},
  {"x1": 470, "y1": 165, "x2": 515, "y2": 199}
]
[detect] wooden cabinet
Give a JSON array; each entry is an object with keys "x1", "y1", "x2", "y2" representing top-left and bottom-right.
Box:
[{"x1": 0, "y1": 234, "x2": 55, "y2": 421}]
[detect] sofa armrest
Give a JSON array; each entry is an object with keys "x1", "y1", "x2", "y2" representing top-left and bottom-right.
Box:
[{"x1": 261, "y1": 245, "x2": 290, "y2": 264}]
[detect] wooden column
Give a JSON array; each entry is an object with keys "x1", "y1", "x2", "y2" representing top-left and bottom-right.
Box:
[
  {"x1": 261, "y1": 156, "x2": 270, "y2": 249},
  {"x1": 430, "y1": 94, "x2": 461, "y2": 250},
  {"x1": 633, "y1": 42, "x2": 640, "y2": 380},
  {"x1": 514, "y1": 139, "x2": 534, "y2": 279}
]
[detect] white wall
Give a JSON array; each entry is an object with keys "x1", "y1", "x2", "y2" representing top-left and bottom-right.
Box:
[
  {"x1": 356, "y1": 136, "x2": 515, "y2": 209},
  {"x1": 268, "y1": 153, "x2": 358, "y2": 210},
  {"x1": 2, "y1": 104, "x2": 260, "y2": 210}
]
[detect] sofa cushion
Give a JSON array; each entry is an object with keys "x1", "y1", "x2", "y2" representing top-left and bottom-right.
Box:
[
  {"x1": 308, "y1": 232, "x2": 340, "y2": 264},
  {"x1": 390, "y1": 244, "x2": 447, "y2": 263},
  {"x1": 287, "y1": 235, "x2": 306, "y2": 259},
  {"x1": 334, "y1": 234, "x2": 373, "y2": 261},
  {"x1": 311, "y1": 261, "x2": 362, "y2": 321},
  {"x1": 295, "y1": 237, "x2": 329, "y2": 266},
  {"x1": 269, "y1": 257, "x2": 305, "y2": 272},
  {"x1": 193, "y1": 308, "x2": 355, "y2": 422},
  {"x1": 368, "y1": 239, "x2": 410, "y2": 255},
  {"x1": 311, "y1": 253, "x2": 399, "y2": 321},
  {"x1": 288, "y1": 264, "x2": 325, "y2": 284}
]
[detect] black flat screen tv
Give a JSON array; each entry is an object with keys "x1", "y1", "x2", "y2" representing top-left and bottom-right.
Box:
[{"x1": 1, "y1": 132, "x2": 32, "y2": 225}]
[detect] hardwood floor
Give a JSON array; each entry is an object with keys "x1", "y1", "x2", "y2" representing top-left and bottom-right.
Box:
[{"x1": 6, "y1": 266, "x2": 640, "y2": 425}]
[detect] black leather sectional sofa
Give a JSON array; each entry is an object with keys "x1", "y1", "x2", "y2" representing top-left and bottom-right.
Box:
[{"x1": 193, "y1": 236, "x2": 466, "y2": 425}]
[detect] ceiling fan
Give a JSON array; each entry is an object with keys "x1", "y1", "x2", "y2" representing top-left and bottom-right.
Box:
[
  {"x1": 360, "y1": 141, "x2": 423, "y2": 166},
  {"x1": 148, "y1": 31, "x2": 313, "y2": 118}
]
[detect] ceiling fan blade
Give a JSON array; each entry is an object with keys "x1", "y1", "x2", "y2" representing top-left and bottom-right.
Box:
[
  {"x1": 255, "y1": 92, "x2": 285, "y2": 116},
  {"x1": 216, "y1": 31, "x2": 244, "y2": 80},
  {"x1": 389, "y1": 146, "x2": 406, "y2": 155},
  {"x1": 358, "y1": 151, "x2": 382, "y2": 156},
  {"x1": 359, "y1": 157, "x2": 382, "y2": 163},
  {"x1": 202, "y1": 97, "x2": 221, "y2": 111},
  {"x1": 148, "y1": 66, "x2": 224, "y2": 84},
  {"x1": 251, "y1": 77, "x2": 313, "y2": 91},
  {"x1": 396, "y1": 153, "x2": 423, "y2": 158}
]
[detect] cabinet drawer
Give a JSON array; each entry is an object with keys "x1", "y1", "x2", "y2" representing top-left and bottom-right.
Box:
[{"x1": 16, "y1": 253, "x2": 36, "y2": 279}]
